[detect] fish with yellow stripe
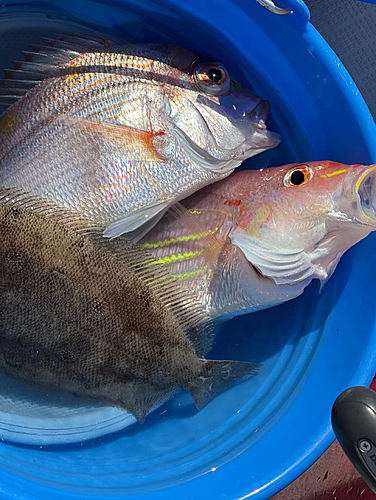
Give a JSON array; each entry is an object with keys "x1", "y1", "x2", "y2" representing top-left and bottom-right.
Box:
[{"x1": 141, "y1": 161, "x2": 376, "y2": 320}]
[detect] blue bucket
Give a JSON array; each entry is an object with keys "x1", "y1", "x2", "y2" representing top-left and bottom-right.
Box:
[{"x1": 0, "y1": 0, "x2": 376, "y2": 498}]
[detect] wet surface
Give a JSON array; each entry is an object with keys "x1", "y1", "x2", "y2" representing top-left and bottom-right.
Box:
[
  {"x1": 272, "y1": 378, "x2": 376, "y2": 499},
  {"x1": 272, "y1": 440, "x2": 374, "y2": 499}
]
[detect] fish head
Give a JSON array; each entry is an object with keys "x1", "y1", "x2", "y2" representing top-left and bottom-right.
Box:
[
  {"x1": 230, "y1": 161, "x2": 376, "y2": 289},
  {"x1": 154, "y1": 45, "x2": 281, "y2": 173}
]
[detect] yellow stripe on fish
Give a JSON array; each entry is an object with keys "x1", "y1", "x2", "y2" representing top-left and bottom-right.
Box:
[
  {"x1": 148, "y1": 250, "x2": 205, "y2": 266},
  {"x1": 192, "y1": 207, "x2": 233, "y2": 217},
  {"x1": 170, "y1": 268, "x2": 206, "y2": 281},
  {"x1": 321, "y1": 169, "x2": 348, "y2": 178},
  {"x1": 140, "y1": 227, "x2": 219, "y2": 249},
  {"x1": 154, "y1": 267, "x2": 206, "y2": 285}
]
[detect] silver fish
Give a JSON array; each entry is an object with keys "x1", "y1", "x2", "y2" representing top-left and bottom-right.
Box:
[
  {"x1": 0, "y1": 188, "x2": 260, "y2": 422},
  {"x1": 0, "y1": 33, "x2": 280, "y2": 240}
]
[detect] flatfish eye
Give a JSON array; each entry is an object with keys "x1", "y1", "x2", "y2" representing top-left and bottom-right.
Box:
[
  {"x1": 194, "y1": 62, "x2": 230, "y2": 96},
  {"x1": 284, "y1": 164, "x2": 314, "y2": 187}
]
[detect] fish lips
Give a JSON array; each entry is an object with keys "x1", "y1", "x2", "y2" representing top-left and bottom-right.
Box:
[
  {"x1": 220, "y1": 94, "x2": 274, "y2": 129},
  {"x1": 248, "y1": 100, "x2": 281, "y2": 149},
  {"x1": 239, "y1": 121, "x2": 281, "y2": 158},
  {"x1": 251, "y1": 124, "x2": 281, "y2": 149},
  {"x1": 355, "y1": 165, "x2": 376, "y2": 224},
  {"x1": 196, "y1": 91, "x2": 281, "y2": 154},
  {"x1": 224, "y1": 98, "x2": 281, "y2": 155}
]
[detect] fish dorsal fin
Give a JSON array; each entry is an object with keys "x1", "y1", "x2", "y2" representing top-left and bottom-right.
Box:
[
  {"x1": 0, "y1": 33, "x2": 116, "y2": 113},
  {"x1": 0, "y1": 187, "x2": 213, "y2": 357},
  {"x1": 17, "y1": 32, "x2": 115, "y2": 71}
]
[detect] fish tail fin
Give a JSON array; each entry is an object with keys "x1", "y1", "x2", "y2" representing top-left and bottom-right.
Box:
[{"x1": 189, "y1": 359, "x2": 262, "y2": 411}]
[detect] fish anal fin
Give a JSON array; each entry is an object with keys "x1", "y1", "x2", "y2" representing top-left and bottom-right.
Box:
[{"x1": 189, "y1": 359, "x2": 261, "y2": 411}]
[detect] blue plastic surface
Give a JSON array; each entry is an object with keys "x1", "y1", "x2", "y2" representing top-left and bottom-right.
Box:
[{"x1": 0, "y1": 0, "x2": 376, "y2": 499}]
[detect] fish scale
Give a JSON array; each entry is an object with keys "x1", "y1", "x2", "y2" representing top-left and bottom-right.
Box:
[{"x1": 0, "y1": 33, "x2": 280, "y2": 240}]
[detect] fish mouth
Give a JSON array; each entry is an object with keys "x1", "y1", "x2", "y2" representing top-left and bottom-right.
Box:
[
  {"x1": 356, "y1": 165, "x2": 376, "y2": 223},
  {"x1": 244, "y1": 100, "x2": 281, "y2": 153},
  {"x1": 200, "y1": 99, "x2": 281, "y2": 159},
  {"x1": 250, "y1": 100, "x2": 270, "y2": 130},
  {"x1": 196, "y1": 93, "x2": 281, "y2": 154},
  {"x1": 233, "y1": 98, "x2": 281, "y2": 153},
  {"x1": 170, "y1": 97, "x2": 281, "y2": 176}
]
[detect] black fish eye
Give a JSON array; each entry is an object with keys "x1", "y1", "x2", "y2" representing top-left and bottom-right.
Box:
[
  {"x1": 207, "y1": 68, "x2": 223, "y2": 83},
  {"x1": 194, "y1": 62, "x2": 230, "y2": 96},
  {"x1": 290, "y1": 170, "x2": 305, "y2": 185},
  {"x1": 283, "y1": 165, "x2": 314, "y2": 187}
]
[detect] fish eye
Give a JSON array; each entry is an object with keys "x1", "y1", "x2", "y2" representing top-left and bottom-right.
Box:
[
  {"x1": 284, "y1": 165, "x2": 314, "y2": 187},
  {"x1": 207, "y1": 67, "x2": 223, "y2": 82},
  {"x1": 194, "y1": 62, "x2": 230, "y2": 96}
]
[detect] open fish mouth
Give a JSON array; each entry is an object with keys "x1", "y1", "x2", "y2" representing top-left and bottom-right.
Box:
[
  {"x1": 171, "y1": 100, "x2": 281, "y2": 175},
  {"x1": 221, "y1": 98, "x2": 282, "y2": 157},
  {"x1": 250, "y1": 100, "x2": 271, "y2": 129},
  {"x1": 356, "y1": 165, "x2": 376, "y2": 223},
  {"x1": 218, "y1": 97, "x2": 281, "y2": 153}
]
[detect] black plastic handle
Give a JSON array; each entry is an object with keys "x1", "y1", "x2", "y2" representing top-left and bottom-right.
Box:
[{"x1": 332, "y1": 386, "x2": 376, "y2": 493}]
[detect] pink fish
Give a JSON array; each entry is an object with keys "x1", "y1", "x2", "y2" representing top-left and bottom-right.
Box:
[{"x1": 140, "y1": 161, "x2": 376, "y2": 320}]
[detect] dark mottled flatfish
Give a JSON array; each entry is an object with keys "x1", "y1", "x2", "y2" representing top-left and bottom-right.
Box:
[{"x1": 0, "y1": 188, "x2": 260, "y2": 422}]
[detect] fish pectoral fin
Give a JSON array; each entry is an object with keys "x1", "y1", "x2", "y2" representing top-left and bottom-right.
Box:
[
  {"x1": 58, "y1": 117, "x2": 167, "y2": 162},
  {"x1": 188, "y1": 359, "x2": 261, "y2": 411},
  {"x1": 230, "y1": 227, "x2": 327, "y2": 286},
  {"x1": 103, "y1": 201, "x2": 170, "y2": 240}
]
